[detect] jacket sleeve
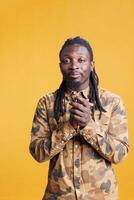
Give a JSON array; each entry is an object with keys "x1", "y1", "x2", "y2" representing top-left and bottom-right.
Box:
[
  {"x1": 29, "y1": 97, "x2": 76, "y2": 163},
  {"x1": 80, "y1": 96, "x2": 129, "y2": 164}
]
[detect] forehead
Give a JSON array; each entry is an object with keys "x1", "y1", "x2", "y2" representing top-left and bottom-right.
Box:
[{"x1": 60, "y1": 44, "x2": 90, "y2": 58}]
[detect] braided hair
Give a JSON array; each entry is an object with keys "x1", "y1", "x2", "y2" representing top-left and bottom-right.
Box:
[{"x1": 54, "y1": 36, "x2": 106, "y2": 122}]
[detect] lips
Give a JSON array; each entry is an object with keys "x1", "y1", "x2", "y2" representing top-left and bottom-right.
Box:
[{"x1": 68, "y1": 72, "x2": 81, "y2": 78}]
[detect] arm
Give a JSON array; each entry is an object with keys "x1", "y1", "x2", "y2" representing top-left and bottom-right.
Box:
[
  {"x1": 29, "y1": 96, "x2": 76, "y2": 163},
  {"x1": 80, "y1": 97, "x2": 129, "y2": 164}
]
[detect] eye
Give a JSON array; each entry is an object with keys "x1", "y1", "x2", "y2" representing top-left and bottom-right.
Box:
[
  {"x1": 78, "y1": 58, "x2": 86, "y2": 63},
  {"x1": 61, "y1": 58, "x2": 71, "y2": 64}
]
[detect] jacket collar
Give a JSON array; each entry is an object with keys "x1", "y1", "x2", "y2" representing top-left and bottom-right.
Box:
[{"x1": 65, "y1": 86, "x2": 90, "y2": 100}]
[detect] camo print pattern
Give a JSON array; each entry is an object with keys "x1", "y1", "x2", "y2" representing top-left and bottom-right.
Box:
[{"x1": 29, "y1": 87, "x2": 129, "y2": 200}]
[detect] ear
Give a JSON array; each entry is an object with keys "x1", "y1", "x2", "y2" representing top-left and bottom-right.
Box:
[{"x1": 90, "y1": 61, "x2": 95, "y2": 71}]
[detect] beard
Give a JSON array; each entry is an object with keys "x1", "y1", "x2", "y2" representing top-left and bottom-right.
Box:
[
  {"x1": 69, "y1": 80, "x2": 81, "y2": 90},
  {"x1": 63, "y1": 72, "x2": 90, "y2": 91},
  {"x1": 64, "y1": 78, "x2": 82, "y2": 91}
]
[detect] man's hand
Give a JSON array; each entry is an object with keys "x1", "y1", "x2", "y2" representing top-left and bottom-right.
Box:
[{"x1": 69, "y1": 96, "x2": 93, "y2": 129}]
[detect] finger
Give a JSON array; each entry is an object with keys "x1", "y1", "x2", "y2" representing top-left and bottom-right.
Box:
[
  {"x1": 70, "y1": 101, "x2": 92, "y2": 114},
  {"x1": 75, "y1": 96, "x2": 94, "y2": 107},
  {"x1": 72, "y1": 115, "x2": 90, "y2": 127},
  {"x1": 70, "y1": 105, "x2": 92, "y2": 116},
  {"x1": 89, "y1": 102, "x2": 94, "y2": 106},
  {"x1": 70, "y1": 102, "x2": 87, "y2": 113},
  {"x1": 70, "y1": 108, "x2": 84, "y2": 117},
  {"x1": 71, "y1": 114, "x2": 82, "y2": 123},
  {"x1": 71, "y1": 114, "x2": 89, "y2": 126}
]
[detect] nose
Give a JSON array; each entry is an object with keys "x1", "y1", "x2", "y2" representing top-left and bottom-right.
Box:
[{"x1": 69, "y1": 60, "x2": 79, "y2": 70}]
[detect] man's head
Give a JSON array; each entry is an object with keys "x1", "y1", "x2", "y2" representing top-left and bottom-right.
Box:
[
  {"x1": 54, "y1": 36, "x2": 105, "y2": 122},
  {"x1": 59, "y1": 36, "x2": 95, "y2": 91}
]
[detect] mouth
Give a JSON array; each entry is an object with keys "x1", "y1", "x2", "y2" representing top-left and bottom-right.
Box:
[{"x1": 68, "y1": 72, "x2": 81, "y2": 79}]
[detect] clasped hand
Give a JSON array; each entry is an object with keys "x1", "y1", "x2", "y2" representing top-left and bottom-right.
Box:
[{"x1": 69, "y1": 96, "x2": 93, "y2": 129}]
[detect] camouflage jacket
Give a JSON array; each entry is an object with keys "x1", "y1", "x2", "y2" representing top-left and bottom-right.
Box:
[{"x1": 29, "y1": 87, "x2": 129, "y2": 200}]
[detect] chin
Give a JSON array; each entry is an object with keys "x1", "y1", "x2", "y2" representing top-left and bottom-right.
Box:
[{"x1": 69, "y1": 80, "x2": 81, "y2": 90}]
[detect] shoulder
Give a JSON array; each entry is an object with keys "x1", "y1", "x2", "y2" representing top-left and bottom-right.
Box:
[
  {"x1": 99, "y1": 87, "x2": 124, "y2": 108},
  {"x1": 35, "y1": 90, "x2": 58, "y2": 109},
  {"x1": 99, "y1": 87, "x2": 121, "y2": 99}
]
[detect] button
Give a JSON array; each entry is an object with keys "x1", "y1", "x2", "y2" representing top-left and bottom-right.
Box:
[
  {"x1": 62, "y1": 136, "x2": 67, "y2": 141},
  {"x1": 75, "y1": 159, "x2": 80, "y2": 168},
  {"x1": 75, "y1": 145, "x2": 78, "y2": 148},
  {"x1": 83, "y1": 133, "x2": 86, "y2": 136},
  {"x1": 70, "y1": 133, "x2": 73, "y2": 137},
  {"x1": 61, "y1": 140, "x2": 64, "y2": 144},
  {"x1": 74, "y1": 177, "x2": 80, "y2": 189}
]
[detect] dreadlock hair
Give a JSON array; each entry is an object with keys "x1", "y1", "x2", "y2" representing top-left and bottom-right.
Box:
[{"x1": 54, "y1": 36, "x2": 106, "y2": 122}]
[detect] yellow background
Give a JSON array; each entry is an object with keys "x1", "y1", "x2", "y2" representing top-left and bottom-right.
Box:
[{"x1": 0, "y1": 0, "x2": 133, "y2": 199}]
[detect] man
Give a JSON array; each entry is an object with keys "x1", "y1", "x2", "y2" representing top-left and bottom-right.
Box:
[{"x1": 29, "y1": 36, "x2": 129, "y2": 200}]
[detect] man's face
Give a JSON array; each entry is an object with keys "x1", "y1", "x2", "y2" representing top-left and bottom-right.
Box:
[{"x1": 59, "y1": 44, "x2": 93, "y2": 91}]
